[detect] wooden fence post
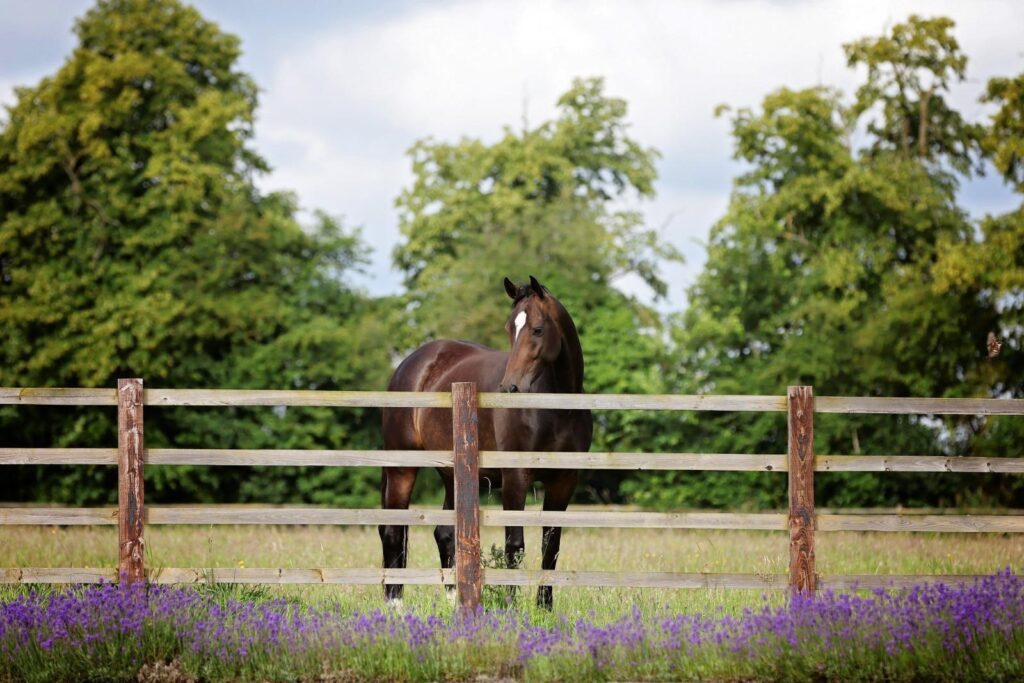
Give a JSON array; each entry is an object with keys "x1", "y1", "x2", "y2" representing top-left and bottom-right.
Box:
[
  {"x1": 452, "y1": 382, "x2": 482, "y2": 611},
  {"x1": 117, "y1": 378, "x2": 145, "y2": 584},
  {"x1": 787, "y1": 385, "x2": 815, "y2": 593}
]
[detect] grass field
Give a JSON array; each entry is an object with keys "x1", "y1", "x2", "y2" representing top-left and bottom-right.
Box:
[
  {"x1": 3, "y1": 517, "x2": 1023, "y2": 681},
  {"x1": 3, "y1": 514, "x2": 1022, "y2": 618}
]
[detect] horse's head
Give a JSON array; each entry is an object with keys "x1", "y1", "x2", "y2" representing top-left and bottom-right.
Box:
[{"x1": 499, "y1": 276, "x2": 566, "y2": 393}]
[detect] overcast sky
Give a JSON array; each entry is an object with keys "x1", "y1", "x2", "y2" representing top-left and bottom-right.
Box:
[{"x1": 2, "y1": 0, "x2": 1022, "y2": 309}]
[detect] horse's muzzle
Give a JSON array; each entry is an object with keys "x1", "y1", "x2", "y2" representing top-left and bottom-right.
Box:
[{"x1": 499, "y1": 384, "x2": 519, "y2": 393}]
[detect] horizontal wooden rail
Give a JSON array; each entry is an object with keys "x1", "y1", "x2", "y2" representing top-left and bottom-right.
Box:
[
  {"x1": 8, "y1": 508, "x2": 1023, "y2": 533},
  {"x1": 816, "y1": 514, "x2": 1024, "y2": 533},
  {"x1": 0, "y1": 448, "x2": 118, "y2": 465},
  {"x1": 0, "y1": 567, "x2": 454, "y2": 585},
  {"x1": 144, "y1": 389, "x2": 453, "y2": 408},
  {"x1": 147, "y1": 507, "x2": 454, "y2": 526},
  {"x1": 478, "y1": 393, "x2": 787, "y2": 411},
  {"x1": 482, "y1": 510, "x2": 788, "y2": 530},
  {"x1": 5, "y1": 387, "x2": 1024, "y2": 415},
  {"x1": 0, "y1": 507, "x2": 453, "y2": 526},
  {"x1": 0, "y1": 448, "x2": 453, "y2": 467},
  {"x1": 817, "y1": 455, "x2": 1024, "y2": 473},
  {"x1": 7, "y1": 449, "x2": 1020, "y2": 473},
  {"x1": 146, "y1": 449, "x2": 452, "y2": 467},
  {"x1": 0, "y1": 388, "x2": 116, "y2": 405},
  {"x1": 815, "y1": 396, "x2": 1024, "y2": 415},
  {"x1": 0, "y1": 448, "x2": 787, "y2": 471},
  {"x1": 482, "y1": 452, "x2": 786, "y2": 471}
]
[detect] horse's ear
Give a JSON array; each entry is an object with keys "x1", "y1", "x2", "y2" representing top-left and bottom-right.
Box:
[
  {"x1": 504, "y1": 277, "x2": 518, "y2": 300},
  {"x1": 529, "y1": 275, "x2": 546, "y2": 299}
]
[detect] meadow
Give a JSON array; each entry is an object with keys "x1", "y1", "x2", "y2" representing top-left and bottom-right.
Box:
[
  {"x1": 2, "y1": 518, "x2": 1023, "y2": 681},
  {"x1": 5, "y1": 515, "x2": 1024, "y2": 614}
]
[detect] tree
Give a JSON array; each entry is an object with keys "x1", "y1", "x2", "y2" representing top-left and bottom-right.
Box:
[
  {"x1": 391, "y1": 78, "x2": 681, "y2": 501},
  {"x1": 634, "y1": 16, "x2": 1018, "y2": 510},
  {"x1": 0, "y1": 0, "x2": 393, "y2": 505},
  {"x1": 929, "y1": 71, "x2": 1024, "y2": 478},
  {"x1": 982, "y1": 72, "x2": 1024, "y2": 192},
  {"x1": 844, "y1": 15, "x2": 984, "y2": 176}
]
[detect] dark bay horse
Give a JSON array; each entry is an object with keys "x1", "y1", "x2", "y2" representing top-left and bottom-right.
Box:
[{"x1": 380, "y1": 276, "x2": 593, "y2": 609}]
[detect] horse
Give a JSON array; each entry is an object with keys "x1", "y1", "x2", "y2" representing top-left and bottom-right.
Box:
[{"x1": 380, "y1": 276, "x2": 593, "y2": 609}]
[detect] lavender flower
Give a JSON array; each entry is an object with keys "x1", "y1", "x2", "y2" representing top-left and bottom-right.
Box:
[{"x1": 1, "y1": 570, "x2": 1021, "y2": 681}]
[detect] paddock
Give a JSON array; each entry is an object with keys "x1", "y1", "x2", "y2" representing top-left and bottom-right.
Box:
[{"x1": 2, "y1": 381, "x2": 1023, "y2": 610}]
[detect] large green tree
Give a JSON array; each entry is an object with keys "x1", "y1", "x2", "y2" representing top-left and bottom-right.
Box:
[
  {"x1": 632, "y1": 15, "x2": 1018, "y2": 510},
  {"x1": 0, "y1": 0, "x2": 392, "y2": 505}
]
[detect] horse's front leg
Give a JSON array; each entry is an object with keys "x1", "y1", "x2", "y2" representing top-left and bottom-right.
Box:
[
  {"x1": 501, "y1": 469, "x2": 529, "y2": 569},
  {"x1": 538, "y1": 470, "x2": 577, "y2": 610},
  {"x1": 379, "y1": 466, "x2": 418, "y2": 605}
]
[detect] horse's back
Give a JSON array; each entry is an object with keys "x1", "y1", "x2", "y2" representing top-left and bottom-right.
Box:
[{"x1": 383, "y1": 339, "x2": 506, "y2": 450}]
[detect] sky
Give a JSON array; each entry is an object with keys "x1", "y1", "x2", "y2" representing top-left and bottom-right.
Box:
[{"x1": 2, "y1": 0, "x2": 1022, "y2": 310}]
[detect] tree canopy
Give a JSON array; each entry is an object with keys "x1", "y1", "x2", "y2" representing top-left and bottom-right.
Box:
[
  {"x1": 631, "y1": 15, "x2": 1022, "y2": 510},
  {"x1": 0, "y1": 0, "x2": 392, "y2": 505},
  {"x1": 2, "y1": 4, "x2": 1022, "y2": 511}
]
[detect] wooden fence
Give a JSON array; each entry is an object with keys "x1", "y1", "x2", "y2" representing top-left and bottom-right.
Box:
[{"x1": 2, "y1": 381, "x2": 1024, "y2": 610}]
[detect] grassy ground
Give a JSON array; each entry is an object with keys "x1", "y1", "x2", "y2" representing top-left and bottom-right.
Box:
[{"x1": 4, "y1": 513, "x2": 1022, "y2": 620}]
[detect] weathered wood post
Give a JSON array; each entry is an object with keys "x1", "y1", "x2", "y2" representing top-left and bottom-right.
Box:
[
  {"x1": 787, "y1": 385, "x2": 815, "y2": 593},
  {"x1": 117, "y1": 378, "x2": 145, "y2": 584},
  {"x1": 452, "y1": 382, "x2": 482, "y2": 611}
]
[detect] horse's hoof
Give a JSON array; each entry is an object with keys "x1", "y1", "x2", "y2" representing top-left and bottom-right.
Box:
[
  {"x1": 445, "y1": 586, "x2": 457, "y2": 605},
  {"x1": 386, "y1": 598, "x2": 405, "y2": 611}
]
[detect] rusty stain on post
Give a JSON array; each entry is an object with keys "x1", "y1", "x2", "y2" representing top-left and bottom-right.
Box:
[
  {"x1": 118, "y1": 378, "x2": 145, "y2": 584},
  {"x1": 788, "y1": 385, "x2": 815, "y2": 593},
  {"x1": 452, "y1": 382, "x2": 482, "y2": 611}
]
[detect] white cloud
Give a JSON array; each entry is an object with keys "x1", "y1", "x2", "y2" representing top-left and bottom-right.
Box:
[
  {"x1": 253, "y1": 0, "x2": 1022, "y2": 306},
  {"x1": 3, "y1": 0, "x2": 1020, "y2": 303}
]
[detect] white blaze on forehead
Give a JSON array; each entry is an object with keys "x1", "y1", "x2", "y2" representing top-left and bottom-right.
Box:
[{"x1": 513, "y1": 310, "x2": 527, "y2": 341}]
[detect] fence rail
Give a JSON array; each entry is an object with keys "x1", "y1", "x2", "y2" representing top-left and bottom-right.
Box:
[
  {"x1": 5, "y1": 387, "x2": 1024, "y2": 414},
  {"x1": 5, "y1": 448, "x2": 1024, "y2": 473},
  {"x1": 3, "y1": 381, "x2": 1023, "y2": 609}
]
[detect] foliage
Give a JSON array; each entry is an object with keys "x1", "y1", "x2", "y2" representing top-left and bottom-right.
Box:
[
  {"x1": 844, "y1": 15, "x2": 983, "y2": 175},
  {"x1": 633, "y1": 16, "x2": 1021, "y2": 510},
  {"x1": 0, "y1": 0, "x2": 393, "y2": 505}
]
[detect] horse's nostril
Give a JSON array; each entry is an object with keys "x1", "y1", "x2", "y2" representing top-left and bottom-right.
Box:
[{"x1": 510, "y1": 385, "x2": 519, "y2": 393}]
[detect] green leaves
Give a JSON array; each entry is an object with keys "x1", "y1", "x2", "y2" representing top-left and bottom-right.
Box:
[
  {"x1": 645, "y1": 14, "x2": 1024, "y2": 511},
  {"x1": 0, "y1": 0, "x2": 392, "y2": 505},
  {"x1": 983, "y1": 73, "x2": 1024, "y2": 192},
  {"x1": 844, "y1": 14, "x2": 983, "y2": 176}
]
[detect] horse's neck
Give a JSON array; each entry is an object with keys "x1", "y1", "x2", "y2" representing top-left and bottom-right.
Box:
[{"x1": 550, "y1": 301, "x2": 585, "y2": 394}]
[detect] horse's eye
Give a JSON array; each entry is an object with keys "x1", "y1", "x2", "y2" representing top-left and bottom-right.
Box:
[{"x1": 532, "y1": 326, "x2": 543, "y2": 336}]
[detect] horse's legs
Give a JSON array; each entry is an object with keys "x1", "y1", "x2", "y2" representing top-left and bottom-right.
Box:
[
  {"x1": 379, "y1": 466, "x2": 419, "y2": 603},
  {"x1": 537, "y1": 471, "x2": 577, "y2": 610},
  {"x1": 501, "y1": 470, "x2": 529, "y2": 569},
  {"x1": 433, "y1": 470, "x2": 456, "y2": 600}
]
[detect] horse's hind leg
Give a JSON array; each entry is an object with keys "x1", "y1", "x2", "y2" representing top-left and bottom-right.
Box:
[
  {"x1": 379, "y1": 467, "x2": 419, "y2": 604},
  {"x1": 433, "y1": 470, "x2": 456, "y2": 602},
  {"x1": 538, "y1": 471, "x2": 577, "y2": 610}
]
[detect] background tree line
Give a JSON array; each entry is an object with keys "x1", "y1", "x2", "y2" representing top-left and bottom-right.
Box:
[{"x1": 1, "y1": 1, "x2": 1021, "y2": 510}]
